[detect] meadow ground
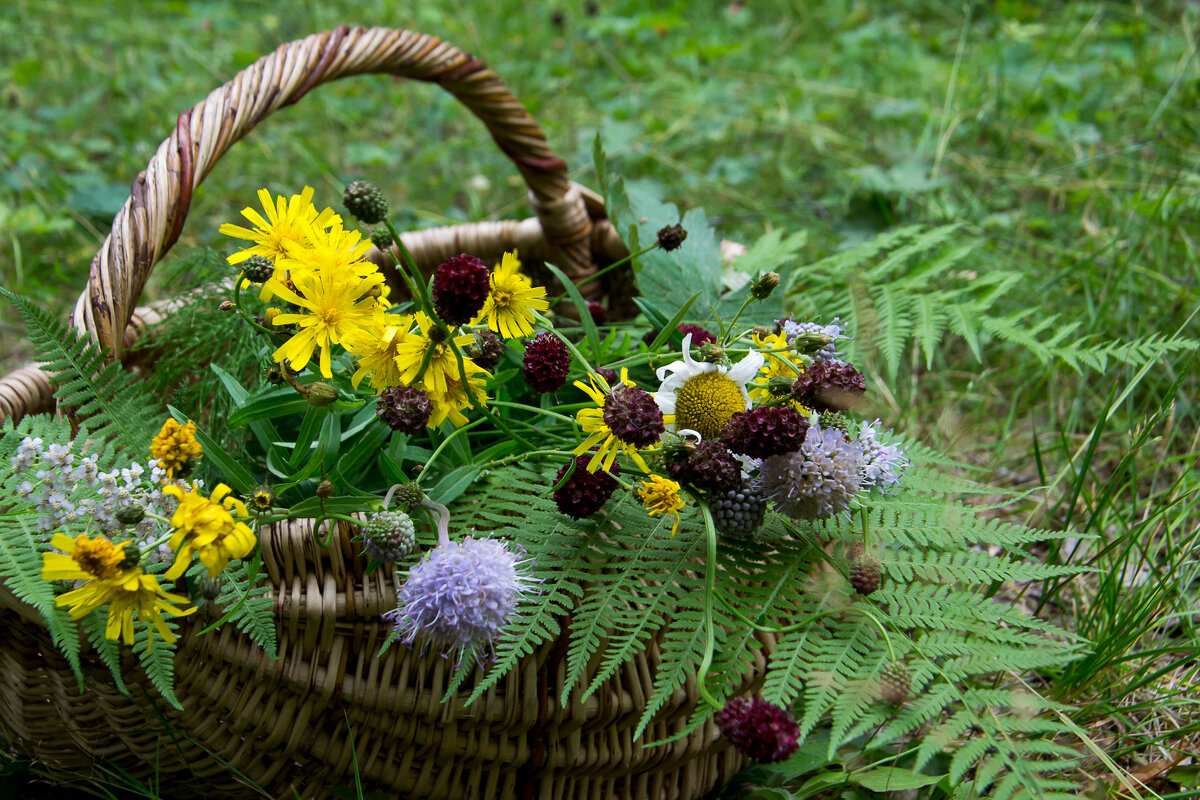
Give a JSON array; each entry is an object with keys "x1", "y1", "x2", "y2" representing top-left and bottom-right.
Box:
[{"x1": 1, "y1": 1, "x2": 1198, "y2": 797}]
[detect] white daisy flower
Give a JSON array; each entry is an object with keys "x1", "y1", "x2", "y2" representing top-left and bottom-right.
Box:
[{"x1": 654, "y1": 333, "x2": 765, "y2": 440}]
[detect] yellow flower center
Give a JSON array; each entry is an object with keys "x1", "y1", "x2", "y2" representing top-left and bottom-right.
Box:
[
  {"x1": 674, "y1": 372, "x2": 747, "y2": 440},
  {"x1": 71, "y1": 536, "x2": 125, "y2": 581},
  {"x1": 491, "y1": 288, "x2": 513, "y2": 309}
]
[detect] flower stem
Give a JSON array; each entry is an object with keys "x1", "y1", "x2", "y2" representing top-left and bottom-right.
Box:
[
  {"x1": 418, "y1": 418, "x2": 485, "y2": 480},
  {"x1": 232, "y1": 276, "x2": 280, "y2": 337},
  {"x1": 695, "y1": 502, "x2": 722, "y2": 710},
  {"x1": 420, "y1": 497, "x2": 452, "y2": 547}
]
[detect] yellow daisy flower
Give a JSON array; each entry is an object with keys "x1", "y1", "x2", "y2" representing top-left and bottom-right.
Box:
[
  {"x1": 342, "y1": 310, "x2": 416, "y2": 392},
  {"x1": 267, "y1": 268, "x2": 382, "y2": 378},
  {"x1": 474, "y1": 251, "x2": 550, "y2": 339},
  {"x1": 637, "y1": 475, "x2": 688, "y2": 537},
  {"x1": 42, "y1": 533, "x2": 194, "y2": 649},
  {"x1": 426, "y1": 358, "x2": 491, "y2": 428},
  {"x1": 149, "y1": 418, "x2": 202, "y2": 479},
  {"x1": 654, "y1": 333, "x2": 765, "y2": 440},
  {"x1": 219, "y1": 186, "x2": 341, "y2": 265},
  {"x1": 162, "y1": 483, "x2": 257, "y2": 581},
  {"x1": 573, "y1": 368, "x2": 671, "y2": 473},
  {"x1": 394, "y1": 312, "x2": 476, "y2": 396},
  {"x1": 748, "y1": 331, "x2": 806, "y2": 410}
]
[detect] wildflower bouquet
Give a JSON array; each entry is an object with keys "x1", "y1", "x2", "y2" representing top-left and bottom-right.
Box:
[{"x1": 0, "y1": 175, "x2": 1086, "y2": 798}]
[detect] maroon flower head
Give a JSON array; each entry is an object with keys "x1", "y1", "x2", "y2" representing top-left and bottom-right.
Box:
[
  {"x1": 553, "y1": 455, "x2": 620, "y2": 520},
  {"x1": 376, "y1": 385, "x2": 432, "y2": 434},
  {"x1": 432, "y1": 254, "x2": 491, "y2": 326},
  {"x1": 587, "y1": 301, "x2": 608, "y2": 326},
  {"x1": 716, "y1": 698, "x2": 800, "y2": 763},
  {"x1": 603, "y1": 384, "x2": 665, "y2": 448},
  {"x1": 522, "y1": 333, "x2": 571, "y2": 393},
  {"x1": 666, "y1": 439, "x2": 741, "y2": 493},
  {"x1": 793, "y1": 360, "x2": 866, "y2": 413},
  {"x1": 677, "y1": 324, "x2": 716, "y2": 347},
  {"x1": 466, "y1": 329, "x2": 505, "y2": 372},
  {"x1": 721, "y1": 406, "x2": 808, "y2": 460}
]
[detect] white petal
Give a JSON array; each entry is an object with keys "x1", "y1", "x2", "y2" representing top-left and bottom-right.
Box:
[{"x1": 726, "y1": 349, "x2": 765, "y2": 384}]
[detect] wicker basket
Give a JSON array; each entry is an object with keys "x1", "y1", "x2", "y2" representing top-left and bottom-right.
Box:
[{"x1": 0, "y1": 26, "x2": 760, "y2": 799}]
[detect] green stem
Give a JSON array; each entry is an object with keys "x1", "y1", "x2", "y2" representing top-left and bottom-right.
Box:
[
  {"x1": 311, "y1": 512, "x2": 364, "y2": 548},
  {"x1": 232, "y1": 276, "x2": 280, "y2": 337},
  {"x1": 418, "y1": 418, "x2": 485, "y2": 480},
  {"x1": 547, "y1": 243, "x2": 658, "y2": 306},
  {"x1": 486, "y1": 448, "x2": 574, "y2": 468},
  {"x1": 485, "y1": 406, "x2": 538, "y2": 452},
  {"x1": 695, "y1": 502, "x2": 722, "y2": 710},
  {"x1": 488, "y1": 400, "x2": 579, "y2": 425},
  {"x1": 720, "y1": 294, "x2": 756, "y2": 347},
  {"x1": 383, "y1": 219, "x2": 434, "y2": 314}
]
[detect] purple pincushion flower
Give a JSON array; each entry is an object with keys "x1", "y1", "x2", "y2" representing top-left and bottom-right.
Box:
[
  {"x1": 858, "y1": 419, "x2": 910, "y2": 491},
  {"x1": 759, "y1": 420, "x2": 865, "y2": 520},
  {"x1": 384, "y1": 535, "x2": 535, "y2": 662}
]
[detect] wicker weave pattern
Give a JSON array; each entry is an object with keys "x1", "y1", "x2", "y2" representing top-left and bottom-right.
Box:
[
  {"x1": 0, "y1": 513, "x2": 756, "y2": 798},
  {"x1": 0, "y1": 27, "x2": 754, "y2": 798}
]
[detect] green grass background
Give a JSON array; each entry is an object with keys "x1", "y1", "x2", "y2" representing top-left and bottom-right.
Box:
[{"x1": 2, "y1": 0, "x2": 1199, "y2": 796}]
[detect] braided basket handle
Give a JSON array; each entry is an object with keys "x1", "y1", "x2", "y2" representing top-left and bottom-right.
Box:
[{"x1": 71, "y1": 25, "x2": 595, "y2": 357}]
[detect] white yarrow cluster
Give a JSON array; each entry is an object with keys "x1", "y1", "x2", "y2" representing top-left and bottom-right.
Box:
[{"x1": 9, "y1": 436, "x2": 195, "y2": 561}]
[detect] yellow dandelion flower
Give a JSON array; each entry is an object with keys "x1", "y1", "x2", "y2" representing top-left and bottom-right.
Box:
[
  {"x1": 150, "y1": 418, "x2": 203, "y2": 479},
  {"x1": 267, "y1": 268, "x2": 382, "y2": 378},
  {"x1": 342, "y1": 310, "x2": 416, "y2": 392},
  {"x1": 394, "y1": 312, "x2": 476, "y2": 395},
  {"x1": 162, "y1": 483, "x2": 257, "y2": 581},
  {"x1": 277, "y1": 219, "x2": 376, "y2": 278},
  {"x1": 42, "y1": 534, "x2": 194, "y2": 649},
  {"x1": 573, "y1": 368, "x2": 671, "y2": 473},
  {"x1": 654, "y1": 333, "x2": 764, "y2": 440},
  {"x1": 637, "y1": 475, "x2": 688, "y2": 537},
  {"x1": 748, "y1": 331, "x2": 806, "y2": 411},
  {"x1": 474, "y1": 251, "x2": 549, "y2": 339},
  {"x1": 218, "y1": 186, "x2": 341, "y2": 265},
  {"x1": 426, "y1": 358, "x2": 491, "y2": 428}
]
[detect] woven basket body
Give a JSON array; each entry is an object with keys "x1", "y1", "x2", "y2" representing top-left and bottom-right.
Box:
[{"x1": 0, "y1": 27, "x2": 755, "y2": 798}]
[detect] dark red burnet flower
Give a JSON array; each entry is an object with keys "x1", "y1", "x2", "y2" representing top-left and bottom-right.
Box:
[
  {"x1": 432, "y1": 254, "x2": 491, "y2": 326},
  {"x1": 586, "y1": 301, "x2": 608, "y2": 326},
  {"x1": 522, "y1": 333, "x2": 571, "y2": 393},
  {"x1": 466, "y1": 329, "x2": 505, "y2": 372},
  {"x1": 677, "y1": 324, "x2": 716, "y2": 346},
  {"x1": 376, "y1": 385, "x2": 432, "y2": 434},
  {"x1": 792, "y1": 360, "x2": 866, "y2": 413},
  {"x1": 721, "y1": 406, "x2": 808, "y2": 460},
  {"x1": 603, "y1": 384, "x2": 665, "y2": 448},
  {"x1": 666, "y1": 439, "x2": 741, "y2": 493},
  {"x1": 553, "y1": 455, "x2": 620, "y2": 520},
  {"x1": 716, "y1": 698, "x2": 800, "y2": 763}
]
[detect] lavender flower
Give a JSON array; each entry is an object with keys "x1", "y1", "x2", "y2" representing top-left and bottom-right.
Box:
[
  {"x1": 385, "y1": 535, "x2": 535, "y2": 663},
  {"x1": 858, "y1": 419, "x2": 910, "y2": 491},
  {"x1": 779, "y1": 317, "x2": 846, "y2": 362},
  {"x1": 759, "y1": 420, "x2": 864, "y2": 520}
]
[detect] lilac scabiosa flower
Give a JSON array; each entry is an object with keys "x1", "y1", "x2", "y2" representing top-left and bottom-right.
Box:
[
  {"x1": 779, "y1": 317, "x2": 846, "y2": 362},
  {"x1": 858, "y1": 419, "x2": 910, "y2": 491},
  {"x1": 385, "y1": 534, "x2": 535, "y2": 663},
  {"x1": 759, "y1": 420, "x2": 864, "y2": 520}
]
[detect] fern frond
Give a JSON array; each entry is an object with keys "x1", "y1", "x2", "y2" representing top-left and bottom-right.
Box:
[
  {"x1": 0, "y1": 288, "x2": 162, "y2": 454},
  {"x1": 135, "y1": 622, "x2": 181, "y2": 710}
]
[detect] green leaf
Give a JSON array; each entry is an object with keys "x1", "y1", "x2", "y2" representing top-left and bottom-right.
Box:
[
  {"x1": 289, "y1": 405, "x2": 328, "y2": 471},
  {"x1": 544, "y1": 261, "x2": 601, "y2": 361},
  {"x1": 592, "y1": 131, "x2": 607, "y2": 196},
  {"x1": 426, "y1": 464, "x2": 483, "y2": 507},
  {"x1": 227, "y1": 388, "x2": 311, "y2": 427},
  {"x1": 851, "y1": 767, "x2": 946, "y2": 792},
  {"x1": 210, "y1": 364, "x2": 284, "y2": 461},
  {"x1": 336, "y1": 422, "x2": 391, "y2": 483},
  {"x1": 609, "y1": 177, "x2": 723, "y2": 312},
  {"x1": 287, "y1": 495, "x2": 375, "y2": 518}
]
